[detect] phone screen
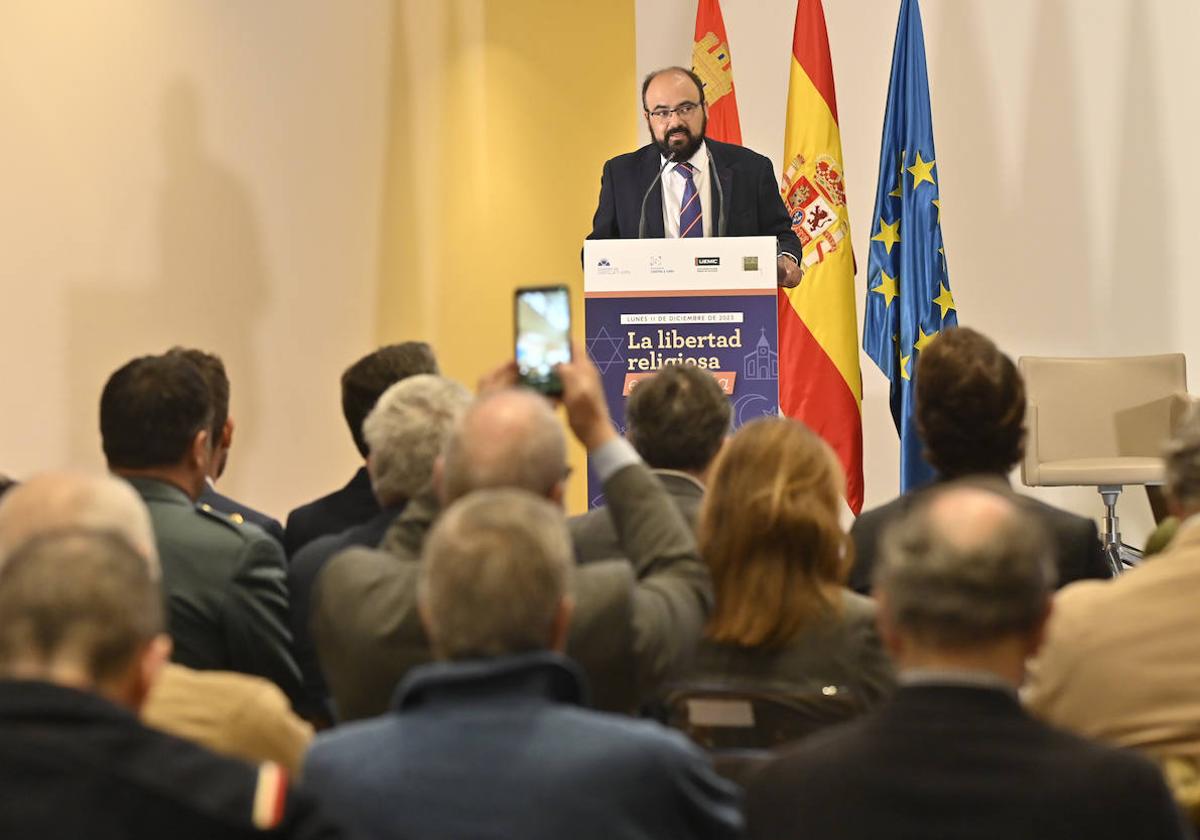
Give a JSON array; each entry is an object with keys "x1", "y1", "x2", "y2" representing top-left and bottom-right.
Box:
[{"x1": 515, "y1": 286, "x2": 572, "y2": 396}]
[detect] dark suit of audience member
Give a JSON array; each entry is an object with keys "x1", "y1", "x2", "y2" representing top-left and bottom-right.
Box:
[
  {"x1": 850, "y1": 477, "x2": 1106, "y2": 593},
  {"x1": 569, "y1": 364, "x2": 727, "y2": 564},
  {"x1": 671, "y1": 418, "x2": 894, "y2": 710},
  {"x1": 0, "y1": 531, "x2": 339, "y2": 840},
  {"x1": 168, "y1": 347, "x2": 286, "y2": 548},
  {"x1": 315, "y1": 372, "x2": 712, "y2": 721},
  {"x1": 304, "y1": 490, "x2": 740, "y2": 840},
  {"x1": 848, "y1": 326, "x2": 1109, "y2": 595},
  {"x1": 284, "y1": 467, "x2": 379, "y2": 557},
  {"x1": 283, "y1": 342, "x2": 439, "y2": 558},
  {"x1": 746, "y1": 483, "x2": 1189, "y2": 840},
  {"x1": 100, "y1": 353, "x2": 303, "y2": 704}
]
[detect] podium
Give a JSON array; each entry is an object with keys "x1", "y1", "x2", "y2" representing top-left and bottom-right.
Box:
[{"x1": 582, "y1": 236, "x2": 780, "y2": 505}]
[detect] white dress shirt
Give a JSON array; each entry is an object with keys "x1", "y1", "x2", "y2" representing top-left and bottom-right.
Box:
[{"x1": 660, "y1": 141, "x2": 713, "y2": 238}]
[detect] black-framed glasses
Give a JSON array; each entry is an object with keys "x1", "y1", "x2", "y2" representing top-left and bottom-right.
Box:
[{"x1": 646, "y1": 102, "x2": 701, "y2": 122}]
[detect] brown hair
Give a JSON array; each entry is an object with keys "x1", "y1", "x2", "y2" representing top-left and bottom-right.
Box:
[
  {"x1": 699, "y1": 418, "x2": 851, "y2": 648},
  {"x1": 915, "y1": 326, "x2": 1025, "y2": 478}
]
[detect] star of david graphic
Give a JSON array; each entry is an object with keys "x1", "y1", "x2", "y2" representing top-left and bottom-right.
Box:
[{"x1": 586, "y1": 325, "x2": 626, "y2": 374}]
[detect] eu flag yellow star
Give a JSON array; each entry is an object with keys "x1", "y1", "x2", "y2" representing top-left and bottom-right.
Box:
[
  {"x1": 932, "y1": 283, "x2": 956, "y2": 319},
  {"x1": 914, "y1": 326, "x2": 938, "y2": 353},
  {"x1": 900, "y1": 353, "x2": 912, "y2": 381},
  {"x1": 932, "y1": 198, "x2": 941, "y2": 223},
  {"x1": 871, "y1": 269, "x2": 899, "y2": 307},
  {"x1": 907, "y1": 152, "x2": 936, "y2": 189},
  {"x1": 872, "y1": 218, "x2": 901, "y2": 254}
]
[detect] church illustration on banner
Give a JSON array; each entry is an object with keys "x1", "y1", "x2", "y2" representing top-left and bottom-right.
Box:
[{"x1": 743, "y1": 328, "x2": 778, "y2": 381}]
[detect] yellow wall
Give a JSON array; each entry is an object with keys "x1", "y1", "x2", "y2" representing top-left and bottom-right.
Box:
[{"x1": 377, "y1": 0, "x2": 637, "y2": 513}]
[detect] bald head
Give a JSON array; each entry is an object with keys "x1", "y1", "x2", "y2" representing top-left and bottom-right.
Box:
[
  {"x1": 439, "y1": 389, "x2": 567, "y2": 505},
  {"x1": 0, "y1": 472, "x2": 158, "y2": 575},
  {"x1": 875, "y1": 483, "x2": 1055, "y2": 651}
]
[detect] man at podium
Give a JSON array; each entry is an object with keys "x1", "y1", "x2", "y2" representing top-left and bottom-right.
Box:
[{"x1": 587, "y1": 66, "x2": 804, "y2": 289}]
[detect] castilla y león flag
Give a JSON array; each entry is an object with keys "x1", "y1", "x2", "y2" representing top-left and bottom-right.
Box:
[
  {"x1": 691, "y1": 0, "x2": 741, "y2": 144},
  {"x1": 778, "y1": 0, "x2": 864, "y2": 512}
]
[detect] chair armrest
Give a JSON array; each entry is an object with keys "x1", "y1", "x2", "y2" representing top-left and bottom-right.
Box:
[{"x1": 1169, "y1": 392, "x2": 1200, "y2": 433}]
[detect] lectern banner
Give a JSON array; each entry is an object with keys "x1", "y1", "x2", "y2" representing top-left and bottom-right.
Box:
[{"x1": 583, "y1": 237, "x2": 779, "y2": 505}]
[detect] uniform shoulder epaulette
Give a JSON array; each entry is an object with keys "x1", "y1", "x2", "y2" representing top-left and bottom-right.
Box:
[{"x1": 197, "y1": 503, "x2": 246, "y2": 534}]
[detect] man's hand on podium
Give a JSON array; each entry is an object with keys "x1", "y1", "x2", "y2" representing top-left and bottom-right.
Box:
[{"x1": 777, "y1": 254, "x2": 804, "y2": 289}]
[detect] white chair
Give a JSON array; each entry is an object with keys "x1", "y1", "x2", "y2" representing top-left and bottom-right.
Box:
[{"x1": 1019, "y1": 353, "x2": 1190, "y2": 575}]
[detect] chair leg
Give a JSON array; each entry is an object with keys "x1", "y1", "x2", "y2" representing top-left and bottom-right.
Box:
[{"x1": 1098, "y1": 485, "x2": 1141, "y2": 575}]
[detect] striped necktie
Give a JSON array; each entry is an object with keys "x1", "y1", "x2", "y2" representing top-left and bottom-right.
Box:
[{"x1": 675, "y1": 162, "x2": 703, "y2": 238}]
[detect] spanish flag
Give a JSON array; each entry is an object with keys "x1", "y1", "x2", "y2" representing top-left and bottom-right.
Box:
[
  {"x1": 778, "y1": 0, "x2": 863, "y2": 512},
  {"x1": 691, "y1": 0, "x2": 741, "y2": 144}
]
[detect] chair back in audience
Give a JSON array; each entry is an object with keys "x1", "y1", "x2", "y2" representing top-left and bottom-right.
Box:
[{"x1": 660, "y1": 682, "x2": 864, "y2": 752}]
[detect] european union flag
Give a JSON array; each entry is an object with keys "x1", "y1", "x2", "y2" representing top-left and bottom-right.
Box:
[{"x1": 863, "y1": 0, "x2": 957, "y2": 492}]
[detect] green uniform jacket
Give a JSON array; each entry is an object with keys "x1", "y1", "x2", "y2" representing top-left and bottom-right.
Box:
[{"x1": 127, "y1": 477, "x2": 304, "y2": 705}]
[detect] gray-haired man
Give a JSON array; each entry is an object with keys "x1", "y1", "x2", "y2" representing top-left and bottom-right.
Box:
[
  {"x1": 289, "y1": 375, "x2": 471, "y2": 714},
  {"x1": 304, "y1": 489, "x2": 740, "y2": 840},
  {"x1": 746, "y1": 484, "x2": 1189, "y2": 840}
]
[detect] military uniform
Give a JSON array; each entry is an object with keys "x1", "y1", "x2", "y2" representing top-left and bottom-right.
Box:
[
  {"x1": 0, "y1": 679, "x2": 341, "y2": 839},
  {"x1": 126, "y1": 476, "x2": 304, "y2": 705}
]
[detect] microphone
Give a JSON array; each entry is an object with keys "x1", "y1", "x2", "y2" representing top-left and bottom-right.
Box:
[
  {"x1": 707, "y1": 145, "x2": 726, "y2": 237},
  {"x1": 638, "y1": 153, "x2": 676, "y2": 239}
]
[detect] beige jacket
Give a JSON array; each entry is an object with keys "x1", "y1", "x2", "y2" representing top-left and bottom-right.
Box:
[
  {"x1": 142, "y1": 663, "x2": 313, "y2": 775},
  {"x1": 1025, "y1": 516, "x2": 1200, "y2": 759}
]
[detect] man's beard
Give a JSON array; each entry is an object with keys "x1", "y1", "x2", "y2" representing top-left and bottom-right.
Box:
[{"x1": 651, "y1": 114, "x2": 707, "y2": 162}]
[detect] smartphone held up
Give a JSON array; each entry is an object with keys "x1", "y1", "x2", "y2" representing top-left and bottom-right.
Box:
[{"x1": 514, "y1": 285, "x2": 572, "y2": 397}]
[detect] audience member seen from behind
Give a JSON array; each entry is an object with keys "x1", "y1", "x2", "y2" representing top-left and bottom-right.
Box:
[
  {"x1": 745, "y1": 485, "x2": 1190, "y2": 840},
  {"x1": 0, "y1": 530, "x2": 339, "y2": 838},
  {"x1": 284, "y1": 342, "x2": 439, "y2": 557},
  {"x1": 304, "y1": 489, "x2": 741, "y2": 840},
  {"x1": 848, "y1": 326, "x2": 1109, "y2": 593},
  {"x1": 569, "y1": 363, "x2": 729, "y2": 562},
  {"x1": 1027, "y1": 409, "x2": 1200, "y2": 804},
  {"x1": 290, "y1": 375, "x2": 470, "y2": 719},
  {"x1": 678, "y1": 417, "x2": 893, "y2": 710},
  {"x1": 168, "y1": 347, "x2": 285, "y2": 542},
  {"x1": 0, "y1": 471, "x2": 313, "y2": 774},
  {"x1": 313, "y1": 349, "x2": 711, "y2": 720},
  {"x1": 99, "y1": 353, "x2": 303, "y2": 704}
]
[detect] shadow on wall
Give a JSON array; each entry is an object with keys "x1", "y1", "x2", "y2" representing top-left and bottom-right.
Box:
[
  {"x1": 1104, "y1": 0, "x2": 1172, "y2": 353},
  {"x1": 67, "y1": 79, "x2": 270, "y2": 497}
]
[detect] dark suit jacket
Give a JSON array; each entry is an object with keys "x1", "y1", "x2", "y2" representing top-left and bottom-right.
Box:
[
  {"x1": 746, "y1": 683, "x2": 1191, "y2": 840},
  {"x1": 568, "y1": 470, "x2": 704, "y2": 564},
  {"x1": 288, "y1": 505, "x2": 403, "y2": 713},
  {"x1": 127, "y1": 477, "x2": 304, "y2": 706},
  {"x1": 0, "y1": 680, "x2": 338, "y2": 840},
  {"x1": 198, "y1": 484, "x2": 284, "y2": 545},
  {"x1": 303, "y1": 653, "x2": 741, "y2": 840},
  {"x1": 283, "y1": 467, "x2": 380, "y2": 558},
  {"x1": 849, "y1": 476, "x2": 1110, "y2": 594},
  {"x1": 587, "y1": 139, "x2": 802, "y2": 262},
  {"x1": 313, "y1": 463, "x2": 711, "y2": 721}
]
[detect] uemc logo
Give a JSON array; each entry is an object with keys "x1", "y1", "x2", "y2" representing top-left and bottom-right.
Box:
[{"x1": 695, "y1": 257, "x2": 720, "y2": 267}]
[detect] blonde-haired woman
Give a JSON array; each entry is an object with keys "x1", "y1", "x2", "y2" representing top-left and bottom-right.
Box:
[{"x1": 681, "y1": 417, "x2": 894, "y2": 707}]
